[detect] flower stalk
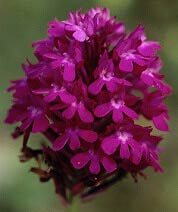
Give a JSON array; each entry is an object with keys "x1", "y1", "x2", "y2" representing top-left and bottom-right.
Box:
[{"x1": 65, "y1": 197, "x2": 80, "y2": 212}]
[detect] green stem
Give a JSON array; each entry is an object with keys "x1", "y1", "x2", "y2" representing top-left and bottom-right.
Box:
[{"x1": 65, "y1": 197, "x2": 80, "y2": 212}]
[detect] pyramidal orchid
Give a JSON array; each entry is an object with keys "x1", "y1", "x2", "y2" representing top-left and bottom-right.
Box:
[{"x1": 5, "y1": 7, "x2": 171, "y2": 206}]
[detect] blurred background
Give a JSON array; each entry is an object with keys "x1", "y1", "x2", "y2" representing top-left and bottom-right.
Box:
[{"x1": 0, "y1": 0, "x2": 178, "y2": 211}]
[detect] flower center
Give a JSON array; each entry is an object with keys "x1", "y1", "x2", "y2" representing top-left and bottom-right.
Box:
[
  {"x1": 145, "y1": 69, "x2": 154, "y2": 77},
  {"x1": 51, "y1": 84, "x2": 59, "y2": 93},
  {"x1": 111, "y1": 99, "x2": 124, "y2": 109},
  {"x1": 121, "y1": 51, "x2": 135, "y2": 60},
  {"x1": 71, "y1": 102, "x2": 77, "y2": 107},
  {"x1": 67, "y1": 127, "x2": 78, "y2": 134},
  {"x1": 116, "y1": 131, "x2": 132, "y2": 144},
  {"x1": 100, "y1": 69, "x2": 113, "y2": 81},
  {"x1": 28, "y1": 106, "x2": 42, "y2": 118},
  {"x1": 88, "y1": 149, "x2": 95, "y2": 156}
]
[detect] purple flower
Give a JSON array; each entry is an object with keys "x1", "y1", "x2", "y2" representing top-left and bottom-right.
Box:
[
  {"x1": 7, "y1": 77, "x2": 29, "y2": 99},
  {"x1": 71, "y1": 149, "x2": 117, "y2": 175},
  {"x1": 53, "y1": 127, "x2": 98, "y2": 151},
  {"x1": 48, "y1": 20, "x2": 65, "y2": 37},
  {"x1": 102, "y1": 129, "x2": 141, "y2": 165},
  {"x1": 115, "y1": 26, "x2": 148, "y2": 72},
  {"x1": 139, "y1": 132, "x2": 163, "y2": 172},
  {"x1": 44, "y1": 53, "x2": 76, "y2": 82},
  {"x1": 94, "y1": 98, "x2": 138, "y2": 122},
  {"x1": 62, "y1": 101, "x2": 94, "y2": 123},
  {"x1": 141, "y1": 57, "x2": 171, "y2": 94},
  {"x1": 88, "y1": 52, "x2": 132, "y2": 95},
  {"x1": 33, "y1": 84, "x2": 76, "y2": 103},
  {"x1": 141, "y1": 91, "x2": 169, "y2": 131},
  {"x1": 5, "y1": 98, "x2": 49, "y2": 133},
  {"x1": 5, "y1": 7, "x2": 171, "y2": 204},
  {"x1": 138, "y1": 40, "x2": 161, "y2": 57}
]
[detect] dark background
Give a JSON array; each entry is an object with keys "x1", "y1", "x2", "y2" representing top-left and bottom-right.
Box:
[{"x1": 0, "y1": 0, "x2": 178, "y2": 211}]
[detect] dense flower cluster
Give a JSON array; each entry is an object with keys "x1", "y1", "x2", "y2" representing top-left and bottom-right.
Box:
[{"x1": 5, "y1": 7, "x2": 171, "y2": 202}]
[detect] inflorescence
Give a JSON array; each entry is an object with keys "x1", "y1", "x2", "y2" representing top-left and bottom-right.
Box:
[{"x1": 5, "y1": 7, "x2": 171, "y2": 203}]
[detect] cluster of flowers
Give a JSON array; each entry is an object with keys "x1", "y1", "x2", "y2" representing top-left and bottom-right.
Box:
[{"x1": 5, "y1": 7, "x2": 171, "y2": 202}]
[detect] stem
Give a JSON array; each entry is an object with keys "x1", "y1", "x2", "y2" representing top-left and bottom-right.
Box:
[{"x1": 65, "y1": 197, "x2": 80, "y2": 212}]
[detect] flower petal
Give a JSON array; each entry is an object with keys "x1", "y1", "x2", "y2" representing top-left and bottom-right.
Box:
[
  {"x1": 71, "y1": 153, "x2": 91, "y2": 169},
  {"x1": 150, "y1": 153, "x2": 163, "y2": 172},
  {"x1": 20, "y1": 118, "x2": 32, "y2": 131},
  {"x1": 112, "y1": 109, "x2": 123, "y2": 122},
  {"x1": 153, "y1": 78, "x2": 172, "y2": 95},
  {"x1": 120, "y1": 143, "x2": 130, "y2": 159},
  {"x1": 106, "y1": 79, "x2": 119, "y2": 92},
  {"x1": 89, "y1": 157, "x2": 100, "y2": 175},
  {"x1": 102, "y1": 136, "x2": 120, "y2": 155},
  {"x1": 78, "y1": 129, "x2": 98, "y2": 142},
  {"x1": 101, "y1": 156, "x2": 117, "y2": 173},
  {"x1": 59, "y1": 90, "x2": 76, "y2": 104},
  {"x1": 69, "y1": 133, "x2": 80, "y2": 150},
  {"x1": 73, "y1": 29, "x2": 87, "y2": 42},
  {"x1": 32, "y1": 88, "x2": 49, "y2": 95},
  {"x1": 122, "y1": 106, "x2": 138, "y2": 120},
  {"x1": 138, "y1": 41, "x2": 161, "y2": 57},
  {"x1": 114, "y1": 78, "x2": 132, "y2": 86},
  {"x1": 94, "y1": 103, "x2": 112, "y2": 117},
  {"x1": 49, "y1": 60, "x2": 61, "y2": 69},
  {"x1": 32, "y1": 115, "x2": 49, "y2": 133},
  {"x1": 78, "y1": 104, "x2": 94, "y2": 123},
  {"x1": 153, "y1": 113, "x2": 169, "y2": 132},
  {"x1": 62, "y1": 105, "x2": 76, "y2": 119},
  {"x1": 53, "y1": 133, "x2": 69, "y2": 151},
  {"x1": 119, "y1": 58, "x2": 133, "y2": 72},
  {"x1": 141, "y1": 72, "x2": 154, "y2": 86},
  {"x1": 128, "y1": 139, "x2": 142, "y2": 165},
  {"x1": 63, "y1": 63, "x2": 75, "y2": 82},
  {"x1": 88, "y1": 78, "x2": 104, "y2": 95},
  {"x1": 44, "y1": 92, "x2": 57, "y2": 102}
]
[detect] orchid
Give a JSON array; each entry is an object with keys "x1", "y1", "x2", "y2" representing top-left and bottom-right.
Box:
[{"x1": 5, "y1": 6, "x2": 171, "y2": 207}]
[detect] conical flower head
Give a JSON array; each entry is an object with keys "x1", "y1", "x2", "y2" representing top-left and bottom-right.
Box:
[{"x1": 5, "y1": 7, "x2": 171, "y2": 203}]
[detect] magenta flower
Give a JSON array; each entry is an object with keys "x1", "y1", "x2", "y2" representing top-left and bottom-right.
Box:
[
  {"x1": 5, "y1": 97, "x2": 49, "y2": 133},
  {"x1": 53, "y1": 127, "x2": 98, "y2": 151},
  {"x1": 88, "y1": 51, "x2": 132, "y2": 95},
  {"x1": 102, "y1": 130, "x2": 142, "y2": 165},
  {"x1": 141, "y1": 57, "x2": 171, "y2": 95},
  {"x1": 62, "y1": 101, "x2": 94, "y2": 123},
  {"x1": 94, "y1": 98, "x2": 138, "y2": 122},
  {"x1": 33, "y1": 85, "x2": 76, "y2": 103},
  {"x1": 115, "y1": 26, "x2": 148, "y2": 72},
  {"x1": 44, "y1": 53, "x2": 76, "y2": 82},
  {"x1": 5, "y1": 7, "x2": 171, "y2": 204},
  {"x1": 71, "y1": 149, "x2": 117, "y2": 175},
  {"x1": 141, "y1": 90, "x2": 169, "y2": 131}
]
